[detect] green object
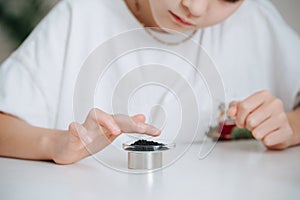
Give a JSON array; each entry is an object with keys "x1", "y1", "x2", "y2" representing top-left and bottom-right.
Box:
[
  {"x1": 231, "y1": 127, "x2": 254, "y2": 140},
  {"x1": 0, "y1": 0, "x2": 56, "y2": 44}
]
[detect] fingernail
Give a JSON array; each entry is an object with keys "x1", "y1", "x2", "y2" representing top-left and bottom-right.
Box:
[
  {"x1": 150, "y1": 126, "x2": 160, "y2": 135},
  {"x1": 227, "y1": 107, "x2": 235, "y2": 117},
  {"x1": 154, "y1": 129, "x2": 161, "y2": 136}
]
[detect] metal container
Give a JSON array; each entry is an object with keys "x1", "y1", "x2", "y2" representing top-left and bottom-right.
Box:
[
  {"x1": 123, "y1": 140, "x2": 175, "y2": 170},
  {"x1": 128, "y1": 151, "x2": 162, "y2": 170}
]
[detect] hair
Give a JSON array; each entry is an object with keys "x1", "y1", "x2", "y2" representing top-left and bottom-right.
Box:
[{"x1": 225, "y1": 0, "x2": 240, "y2": 2}]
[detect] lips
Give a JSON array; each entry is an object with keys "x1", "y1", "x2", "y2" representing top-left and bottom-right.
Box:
[{"x1": 169, "y1": 11, "x2": 195, "y2": 26}]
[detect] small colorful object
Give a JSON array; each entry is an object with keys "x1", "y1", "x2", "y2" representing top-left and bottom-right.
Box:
[{"x1": 206, "y1": 119, "x2": 254, "y2": 140}]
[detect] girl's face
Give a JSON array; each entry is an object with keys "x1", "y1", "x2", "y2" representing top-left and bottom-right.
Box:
[{"x1": 148, "y1": 0, "x2": 244, "y2": 32}]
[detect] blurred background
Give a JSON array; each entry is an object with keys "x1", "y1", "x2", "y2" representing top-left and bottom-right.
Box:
[
  {"x1": 0, "y1": 0, "x2": 299, "y2": 64},
  {"x1": 0, "y1": 0, "x2": 59, "y2": 63}
]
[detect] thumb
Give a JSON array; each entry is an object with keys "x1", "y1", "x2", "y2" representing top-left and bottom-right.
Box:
[
  {"x1": 227, "y1": 101, "x2": 238, "y2": 118},
  {"x1": 68, "y1": 122, "x2": 92, "y2": 144}
]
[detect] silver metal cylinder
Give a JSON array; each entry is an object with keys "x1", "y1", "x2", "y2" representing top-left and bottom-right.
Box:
[{"x1": 128, "y1": 151, "x2": 162, "y2": 170}]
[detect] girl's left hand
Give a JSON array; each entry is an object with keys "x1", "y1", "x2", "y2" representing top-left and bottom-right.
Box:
[{"x1": 227, "y1": 90, "x2": 294, "y2": 149}]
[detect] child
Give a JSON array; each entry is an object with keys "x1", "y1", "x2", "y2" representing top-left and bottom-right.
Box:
[{"x1": 0, "y1": 0, "x2": 299, "y2": 164}]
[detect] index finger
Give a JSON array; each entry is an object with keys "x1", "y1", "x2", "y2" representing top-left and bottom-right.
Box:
[
  {"x1": 113, "y1": 114, "x2": 161, "y2": 136},
  {"x1": 236, "y1": 91, "x2": 273, "y2": 128},
  {"x1": 227, "y1": 101, "x2": 238, "y2": 117}
]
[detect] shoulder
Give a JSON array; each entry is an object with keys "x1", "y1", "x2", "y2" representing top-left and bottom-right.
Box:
[
  {"x1": 229, "y1": 0, "x2": 291, "y2": 30},
  {"x1": 213, "y1": 0, "x2": 299, "y2": 45},
  {"x1": 60, "y1": 0, "x2": 137, "y2": 35},
  {"x1": 64, "y1": 0, "x2": 126, "y2": 20},
  {"x1": 247, "y1": 0, "x2": 283, "y2": 18}
]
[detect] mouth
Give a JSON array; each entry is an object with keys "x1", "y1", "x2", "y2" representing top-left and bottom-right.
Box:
[{"x1": 168, "y1": 11, "x2": 195, "y2": 27}]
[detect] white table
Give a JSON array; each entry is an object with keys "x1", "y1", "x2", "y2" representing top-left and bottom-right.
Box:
[{"x1": 1, "y1": 140, "x2": 299, "y2": 200}]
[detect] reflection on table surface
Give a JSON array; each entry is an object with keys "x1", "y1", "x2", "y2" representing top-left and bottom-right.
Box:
[{"x1": 1, "y1": 140, "x2": 299, "y2": 200}]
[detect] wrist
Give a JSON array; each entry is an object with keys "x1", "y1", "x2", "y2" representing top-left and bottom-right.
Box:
[
  {"x1": 286, "y1": 108, "x2": 300, "y2": 147},
  {"x1": 39, "y1": 129, "x2": 67, "y2": 162}
]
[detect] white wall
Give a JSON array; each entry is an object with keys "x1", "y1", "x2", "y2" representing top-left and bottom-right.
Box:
[{"x1": 271, "y1": 0, "x2": 300, "y2": 34}]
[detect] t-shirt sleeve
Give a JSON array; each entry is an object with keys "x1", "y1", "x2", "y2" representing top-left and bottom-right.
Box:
[
  {"x1": 272, "y1": 15, "x2": 300, "y2": 111},
  {"x1": 259, "y1": 0, "x2": 300, "y2": 111},
  {"x1": 0, "y1": 0, "x2": 72, "y2": 128},
  {"x1": 274, "y1": 27, "x2": 300, "y2": 111}
]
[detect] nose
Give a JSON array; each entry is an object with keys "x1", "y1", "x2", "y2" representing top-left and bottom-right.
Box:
[{"x1": 181, "y1": 0, "x2": 209, "y2": 17}]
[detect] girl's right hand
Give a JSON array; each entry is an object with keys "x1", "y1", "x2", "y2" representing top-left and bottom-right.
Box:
[{"x1": 52, "y1": 108, "x2": 160, "y2": 164}]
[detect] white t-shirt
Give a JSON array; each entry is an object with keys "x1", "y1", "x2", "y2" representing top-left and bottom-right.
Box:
[{"x1": 0, "y1": 0, "x2": 299, "y2": 141}]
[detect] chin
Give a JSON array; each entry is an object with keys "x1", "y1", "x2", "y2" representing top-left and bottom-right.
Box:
[{"x1": 159, "y1": 24, "x2": 194, "y2": 33}]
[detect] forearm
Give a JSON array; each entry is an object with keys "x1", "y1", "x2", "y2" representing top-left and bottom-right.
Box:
[
  {"x1": 287, "y1": 107, "x2": 300, "y2": 147},
  {"x1": 0, "y1": 113, "x2": 64, "y2": 161}
]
